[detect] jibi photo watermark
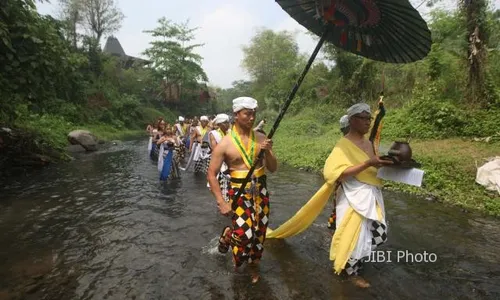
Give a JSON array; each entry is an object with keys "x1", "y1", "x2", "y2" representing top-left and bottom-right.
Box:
[{"x1": 365, "y1": 250, "x2": 438, "y2": 263}]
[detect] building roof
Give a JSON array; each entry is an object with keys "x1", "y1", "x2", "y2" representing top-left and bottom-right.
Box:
[
  {"x1": 103, "y1": 36, "x2": 126, "y2": 57},
  {"x1": 103, "y1": 36, "x2": 151, "y2": 66}
]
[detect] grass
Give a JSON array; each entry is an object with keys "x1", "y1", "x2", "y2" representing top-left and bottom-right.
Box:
[
  {"x1": 272, "y1": 106, "x2": 500, "y2": 217},
  {"x1": 82, "y1": 124, "x2": 143, "y2": 142}
]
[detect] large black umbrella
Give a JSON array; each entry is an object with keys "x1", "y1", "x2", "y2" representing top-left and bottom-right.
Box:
[
  {"x1": 277, "y1": 0, "x2": 431, "y2": 63},
  {"x1": 232, "y1": 0, "x2": 431, "y2": 202}
]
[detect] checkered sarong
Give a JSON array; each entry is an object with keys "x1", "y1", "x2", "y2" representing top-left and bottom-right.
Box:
[
  {"x1": 228, "y1": 173, "x2": 269, "y2": 267},
  {"x1": 343, "y1": 221, "x2": 388, "y2": 276}
]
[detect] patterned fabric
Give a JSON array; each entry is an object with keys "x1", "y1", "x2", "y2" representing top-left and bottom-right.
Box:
[
  {"x1": 150, "y1": 143, "x2": 160, "y2": 161},
  {"x1": 228, "y1": 173, "x2": 270, "y2": 267},
  {"x1": 327, "y1": 209, "x2": 336, "y2": 230},
  {"x1": 176, "y1": 143, "x2": 186, "y2": 161},
  {"x1": 159, "y1": 144, "x2": 181, "y2": 180},
  {"x1": 218, "y1": 170, "x2": 231, "y2": 203},
  {"x1": 194, "y1": 139, "x2": 211, "y2": 174},
  {"x1": 327, "y1": 183, "x2": 341, "y2": 230},
  {"x1": 194, "y1": 155, "x2": 210, "y2": 174},
  {"x1": 167, "y1": 147, "x2": 181, "y2": 180},
  {"x1": 342, "y1": 220, "x2": 388, "y2": 276}
]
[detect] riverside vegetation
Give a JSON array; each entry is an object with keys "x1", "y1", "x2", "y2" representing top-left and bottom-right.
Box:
[
  {"x1": 215, "y1": 3, "x2": 500, "y2": 216},
  {"x1": 1, "y1": 1, "x2": 499, "y2": 215},
  {"x1": 1, "y1": 0, "x2": 214, "y2": 170}
]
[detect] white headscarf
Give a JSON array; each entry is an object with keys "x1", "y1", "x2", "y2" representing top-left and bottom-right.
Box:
[
  {"x1": 200, "y1": 116, "x2": 209, "y2": 121},
  {"x1": 233, "y1": 97, "x2": 258, "y2": 113},
  {"x1": 178, "y1": 116, "x2": 185, "y2": 122},
  {"x1": 347, "y1": 103, "x2": 371, "y2": 119},
  {"x1": 214, "y1": 113, "x2": 229, "y2": 124},
  {"x1": 339, "y1": 115, "x2": 349, "y2": 129}
]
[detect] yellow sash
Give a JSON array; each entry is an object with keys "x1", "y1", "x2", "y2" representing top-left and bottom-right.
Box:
[
  {"x1": 217, "y1": 128, "x2": 226, "y2": 137},
  {"x1": 267, "y1": 137, "x2": 382, "y2": 236},
  {"x1": 199, "y1": 126, "x2": 208, "y2": 137},
  {"x1": 230, "y1": 126, "x2": 258, "y2": 170}
]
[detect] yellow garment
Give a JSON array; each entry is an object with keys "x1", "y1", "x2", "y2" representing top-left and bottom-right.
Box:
[
  {"x1": 330, "y1": 204, "x2": 383, "y2": 274},
  {"x1": 230, "y1": 167, "x2": 265, "y2": 186},
  {"x1": 230, "y1": 125, "x2": 257, "y2": 170},
  {"x1": 323, "y1": 137, "x2": 382, "y2": 188},
  {"x1": 267, "y1": 136, "x2": 381, "y2": 237}
]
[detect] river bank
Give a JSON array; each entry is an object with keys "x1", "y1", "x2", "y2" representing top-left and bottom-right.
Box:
[
  {"x1": 272, "y1": 111, "x2": 500, "y2": 217},
  {"x1": 0, "y1": 105, "x2": 175, "y2": 176},
  {"x1": 0, "y1": 123, "x2": 144, "y2": 177}
]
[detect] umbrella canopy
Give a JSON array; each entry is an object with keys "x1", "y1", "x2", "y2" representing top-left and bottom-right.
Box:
[{"x1": 276, "y1": 0, "x2": 432, "y2": 63}]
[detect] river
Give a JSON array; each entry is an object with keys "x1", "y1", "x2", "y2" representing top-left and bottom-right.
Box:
[{"x1": 0, "y1": 139, "x2": 499, "y2": 300}]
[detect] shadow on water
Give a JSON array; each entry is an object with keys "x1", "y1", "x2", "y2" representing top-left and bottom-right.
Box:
[{"x1": 0, "y1": 139, "x2": 499, "y2": 300}]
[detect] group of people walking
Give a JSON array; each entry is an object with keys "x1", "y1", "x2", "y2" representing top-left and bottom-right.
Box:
[{"x1": 146, "y1": 97, "x2": 393, "y2": 288}]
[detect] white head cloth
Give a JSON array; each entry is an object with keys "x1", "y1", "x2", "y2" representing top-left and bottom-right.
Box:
[
  {"x1": 347, "y1": 103, "x2": 371, "y2": 119},
  {"x1": 214, "y1": 113, "x2": 229, "y2": 124},
  {"x1": 178, "y1": 116, "x2": 184, "y2": 122},
  {"x1": 339, "y1": 115, "x2": 349, "y2": 129},
  {"x1": 233, "y1": 97, "x2": 258, "y2": 113},
  {"x1": 200, "y1": 116, "x2": 209, "y2": 121}
]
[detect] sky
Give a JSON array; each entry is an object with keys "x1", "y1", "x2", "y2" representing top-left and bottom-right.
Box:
[{"x1": 37, "y1": 0, "x2": 500, "y2": 89}]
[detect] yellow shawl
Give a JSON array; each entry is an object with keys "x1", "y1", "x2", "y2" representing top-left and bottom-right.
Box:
[{"x1": 267, "y1": 137, "x2": 383, "y2": 273}]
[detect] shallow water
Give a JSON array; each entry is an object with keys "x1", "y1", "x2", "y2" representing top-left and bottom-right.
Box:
[{"x1": 0, "y1": 139, "x2": 499, "y2": 300}]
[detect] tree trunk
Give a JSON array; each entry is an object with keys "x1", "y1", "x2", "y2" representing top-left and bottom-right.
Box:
[{"x1": 463, "y1": 0, "x2": 489, "y2": 107}]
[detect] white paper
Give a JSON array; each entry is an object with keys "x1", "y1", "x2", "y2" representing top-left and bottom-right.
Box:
[{"x1": 377, "y1": 167, "x2": 424, "y2": 187}]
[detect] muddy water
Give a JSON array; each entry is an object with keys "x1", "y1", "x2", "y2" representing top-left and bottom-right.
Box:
[{"x1": 0, "y1": 140, "x2": 499, "y2": 300}]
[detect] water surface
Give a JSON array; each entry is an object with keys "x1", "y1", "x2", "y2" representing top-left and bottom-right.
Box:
[{"x1": 0, "y1": 140, "x2": 499, "y2": 300}]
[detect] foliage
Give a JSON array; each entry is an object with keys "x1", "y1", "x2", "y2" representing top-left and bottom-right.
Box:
[
  {"x1": 242, "y1": 29, "x2": 299, "y2": 86},
  {"x1": 0, "y1": 1, "x2": 180, "y2": 165},
  {"x1": 219, "y1": 5, "x2": 500, "y2": 142},
  {"x1": 142, "y1": 18, "x2": 209, "y2": 115},
  {"x1": 272, "y1": 107, "x2": 500, "y2": 216},
  {"x1": 143, "y1": 18, "x2": 207, "y2": 84}
]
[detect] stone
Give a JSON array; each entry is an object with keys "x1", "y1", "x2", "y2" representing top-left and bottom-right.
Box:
[{"x1": 67, "y1": 130, "x2": 98, "y2": 151}]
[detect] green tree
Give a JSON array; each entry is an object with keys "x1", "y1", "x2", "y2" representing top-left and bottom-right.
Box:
[
  {"x1": 143, "y1": 18, "x2": 208, "y2": 113},
  {"x1": 143, "y1": 18, "x2": 207, "y2": 84},
  {"x1": 242, "y1": 29, "x2": 299, "y2": 86}
]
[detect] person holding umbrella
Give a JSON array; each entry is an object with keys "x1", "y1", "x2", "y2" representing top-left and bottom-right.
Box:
[{"x1": 207, "y1": 97, "x2": 277, "y2": 284}]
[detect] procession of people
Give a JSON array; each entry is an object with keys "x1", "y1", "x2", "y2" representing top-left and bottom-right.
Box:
[{"x1": 145, "y1": 97, "x2": 395, "y2": 288}]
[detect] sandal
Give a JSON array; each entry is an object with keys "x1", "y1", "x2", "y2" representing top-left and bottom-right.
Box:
[{"x1": 218, "y1": 226, "x2": 231, "y2": 254}]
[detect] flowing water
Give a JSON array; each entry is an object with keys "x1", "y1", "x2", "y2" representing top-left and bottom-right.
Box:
[{"x1": 0, "y1": 140, "x2": 499, "y2": 300}]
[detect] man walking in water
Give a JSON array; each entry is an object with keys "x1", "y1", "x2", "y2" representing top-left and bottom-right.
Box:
[
  {"x1": 324, "y1": 104, "x2": 393, "y2": 287},
  {"x1": 207, "y1": 97, "x2": 278, "y2": 283}
]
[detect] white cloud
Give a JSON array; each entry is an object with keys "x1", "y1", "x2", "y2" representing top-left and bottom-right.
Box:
[{"x1": 192, "y1": 3, "x2": 257, "y2": 88}]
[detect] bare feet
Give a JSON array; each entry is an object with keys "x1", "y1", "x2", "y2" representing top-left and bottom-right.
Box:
[
  {"x1": 350, "y1": 276, "x2": 371, "y2": 288},
  {"x1": 217, "y1": 227, "x2": 231, "y2": 254},
  {"x1": 248, "y1": 262, "x2": 260, "y2": 284},
  {"x1": 251, "y1": 274, "x2": 260, "y2": 284}
]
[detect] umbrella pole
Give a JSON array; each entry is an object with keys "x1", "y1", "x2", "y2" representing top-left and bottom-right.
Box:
[{"x1": 232, "y1": 27, "x2": 330, "y2": 202}]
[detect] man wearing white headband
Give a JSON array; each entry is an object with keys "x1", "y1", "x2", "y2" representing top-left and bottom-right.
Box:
[
  {"x1": 209, "y1": 113, "x2": 230, "y2": 149},
  {"x1": 207, "y1": 113, "x2": 232, "y2": 201},
  {"x1": 339, "y1": 114, "x2": 349, "y2": 134},
  {"x1": 207, "y1": 96, "x2": 277, "y2": 283},
  {"x1": 174, "y1": 116, "x2": 186, "y2": 137},
  {"x1": 266, "y1": 103, "x2": 392, "y2": 288},
  {"x1": 232, "y1": 96, "x2": 258, "y2": 113},
  {"x1": 173, "y1": 116, "x2": 188, "y2": 160},
  {"x1": 184, "y1": 115, "x2": 211, "y2": 174}
]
